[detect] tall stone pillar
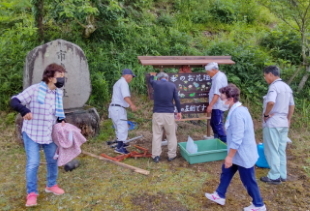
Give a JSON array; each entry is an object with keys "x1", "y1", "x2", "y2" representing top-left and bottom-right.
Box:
[{"x1": 15, "y1": 39, "x2": 99, "y2": 144}]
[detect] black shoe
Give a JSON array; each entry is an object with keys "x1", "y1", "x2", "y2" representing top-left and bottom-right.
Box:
[
  {"x1": 114, "y1": 147, "x2": 129, "y2": 154},
  {"x1": 168, "y1": 156, "x2": 176, "y2": 162},
  {"x1": 280, "y1": 177, "x2": 287, "y2": 182},
  {"x1": 110, "y1": 143, "x2": 130, "y2": 148},
  {"x1": 153, "y1": 156, "x2": 160, "y2": 163},
  {"x1": 260, "y1": 176, "x2": 281, "y2": 185},
  {"x1": 107, "y1": 140, "x2": 117, "y2": 145}
]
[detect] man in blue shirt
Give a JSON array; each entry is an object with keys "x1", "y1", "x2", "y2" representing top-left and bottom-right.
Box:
[{"x1": 149, "y1": 72, "x2": 182, "y2": 163}]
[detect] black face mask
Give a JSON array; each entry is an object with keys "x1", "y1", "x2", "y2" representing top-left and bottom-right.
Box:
[{"x1": 54, "y1": 77, "x2": 65, "y2": 88}]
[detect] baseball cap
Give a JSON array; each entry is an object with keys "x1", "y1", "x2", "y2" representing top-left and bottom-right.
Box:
[
  {"x1": 205, "y1": 62, "x2": 219, "y2": 71},
  {"x1": 122, "y1": 68, "x2": 136, "y2": 77}
]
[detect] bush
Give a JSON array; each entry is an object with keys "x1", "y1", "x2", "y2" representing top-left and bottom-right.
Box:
[
  {"x1": 205, "y1": 41, "x2": 271, "y2": 102},
  {"x1": 259, "y1": 29, "x2": 302, "y2": 64}
]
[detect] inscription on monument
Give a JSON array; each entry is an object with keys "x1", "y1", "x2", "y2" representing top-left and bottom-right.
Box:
[{"x1": 24, "y1": 39, "x2": 91, "y2": 109}]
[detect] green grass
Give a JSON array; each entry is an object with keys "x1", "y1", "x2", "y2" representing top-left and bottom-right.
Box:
[{"x1": 1, "y1": 100, "x2": 310, "y2": 211}]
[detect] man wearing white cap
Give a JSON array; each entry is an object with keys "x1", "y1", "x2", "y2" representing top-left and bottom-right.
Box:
[
  {"x1": 109, "y1": 69, "x2": 137, "y2": 154},
  {"x1": 205, "y1": 62, "x2": 228, "y2": 143}
]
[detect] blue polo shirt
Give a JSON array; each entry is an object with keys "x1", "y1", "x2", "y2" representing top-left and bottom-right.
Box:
[{"x1": 150, "y1": 76, "x2": 181, "y2": 113}]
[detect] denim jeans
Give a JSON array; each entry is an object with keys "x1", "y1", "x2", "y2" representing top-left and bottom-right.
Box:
[
  {"x1": 210, "y1": 109, "x2": 226, "y2": 143},
  {"x1": 23, "y1": 132, "x2": 58, "y2": 194},
  {"x1": 216, "y1": 164, "x2": 264, "y2": 207}
]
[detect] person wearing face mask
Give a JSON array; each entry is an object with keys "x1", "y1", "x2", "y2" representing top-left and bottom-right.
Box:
[
  {"x1": 205, "y1": 62, "x2": 228, "y2": 143},
  {"x1": 10, "y1": 63, "x2": 66, "y2": 207},
  {"x1": 205, "y1": 84, "x2": 266, "y2": 211}
]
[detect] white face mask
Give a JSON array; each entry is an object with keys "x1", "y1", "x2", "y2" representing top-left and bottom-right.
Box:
[{"x1": 221, "y1": 99, "x2": 230, "y2": 110}]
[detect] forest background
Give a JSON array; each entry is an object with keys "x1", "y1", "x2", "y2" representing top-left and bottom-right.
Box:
[
  {"x1": 1, "y1": 0, "x2": 310, "y2": 210},
  {"x1": 1, "y1": 0, "x2": 310, "y2": 116}
]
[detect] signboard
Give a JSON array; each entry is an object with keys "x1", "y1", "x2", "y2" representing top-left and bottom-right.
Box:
[
  {"x1": 174, "y1": 102, "x2": 208, "y2": 114},
  {"x1": 146, "y1": 72, "x2": 212, "y2": 100}
]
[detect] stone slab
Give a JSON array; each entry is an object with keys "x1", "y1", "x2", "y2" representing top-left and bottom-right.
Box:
[{"x1": 24, "y1": 39, "x2": 91, "y2": 109}]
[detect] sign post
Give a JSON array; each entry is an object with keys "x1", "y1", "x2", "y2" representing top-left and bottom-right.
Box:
[{"x1": 139, "y1": 56, "x2": 235, "y2": 137}]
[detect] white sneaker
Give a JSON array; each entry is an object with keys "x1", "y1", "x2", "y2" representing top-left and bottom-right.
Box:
[
  {"x1": 243, "y1": 203, "x2": 267, "y2": 211},
  {"x1": 205, "y1": 191, "x2": 225, "y2": 205}
]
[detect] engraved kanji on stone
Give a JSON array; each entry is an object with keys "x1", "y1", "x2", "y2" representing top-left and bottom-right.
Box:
[
  {"x1": 57, "y1": 50, "x2": 67, "y2": 61},
  {"x1": 63, "y1": 88, "x2": 69, "y2": 97}
]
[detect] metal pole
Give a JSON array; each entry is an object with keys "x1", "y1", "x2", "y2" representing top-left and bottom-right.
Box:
[{"x1": 123, "y1": 135, "x2": 143, "y2": 143}]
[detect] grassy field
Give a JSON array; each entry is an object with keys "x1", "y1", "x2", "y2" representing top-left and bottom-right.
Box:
[{"x1": 0, "y1": 99, "x2": 310, "y2": 211}]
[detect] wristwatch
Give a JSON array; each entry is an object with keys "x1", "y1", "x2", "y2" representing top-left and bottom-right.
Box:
[{"x1": 264, "y1": 114, "x2": 269, "y2": 117}]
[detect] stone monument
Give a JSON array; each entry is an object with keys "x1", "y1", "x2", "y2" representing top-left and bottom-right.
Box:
[{"x1": 15, "y1": 39, "x2": 100, "y2": 144}]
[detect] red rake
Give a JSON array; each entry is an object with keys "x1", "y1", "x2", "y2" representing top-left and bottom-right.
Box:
[{"x1": 100, "y1": 145, "x2": 152, "y2": 162}]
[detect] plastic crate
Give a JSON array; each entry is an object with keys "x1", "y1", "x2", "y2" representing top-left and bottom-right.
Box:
[{"x1": 178, "y1": 139, "x2": 227, "y2": 164}]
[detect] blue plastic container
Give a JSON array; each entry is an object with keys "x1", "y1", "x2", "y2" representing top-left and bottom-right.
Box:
[{"x1": 256, "y1": 143, "x2": 270, "y2": 168}]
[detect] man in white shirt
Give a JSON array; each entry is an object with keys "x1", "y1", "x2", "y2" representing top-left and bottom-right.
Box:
[
  {"x1": 108, "y1": 69, "x2": 137, "y2": 154},
  {"x1": 205, "y1": 62, "x2": 228, "y2": 143},
  {"x1": 260, "y1": 66, "x2": 295, "y2": 184}
]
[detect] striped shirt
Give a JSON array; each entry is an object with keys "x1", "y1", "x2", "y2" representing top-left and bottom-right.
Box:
[{"x1": 16, "y1": 83, "x2": 62, "y2": 144}]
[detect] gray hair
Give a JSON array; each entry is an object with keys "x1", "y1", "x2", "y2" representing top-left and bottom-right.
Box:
[
  {"x1": 205, "y1": 62, "x2": 219, "y2": 71},
  {"x1": 263, "y1": 66, "x2": 280, "y2": 76},
  {"x1": 157, "y1": 72, "x2": 169, "y2": 80}
]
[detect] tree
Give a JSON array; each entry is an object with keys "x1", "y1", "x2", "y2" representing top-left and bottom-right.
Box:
[
  {"x1": 258, "y1": 0, "x2": 310, "y2": 91},
  {"x1": 31, "y1": 0, "x2": 99, "y2": 41},
  {"x1": 31, "y1": 0, "x2": 44, "y2": 42}
]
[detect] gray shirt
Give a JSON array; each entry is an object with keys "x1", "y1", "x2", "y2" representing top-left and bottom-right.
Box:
[
  {"x1": 263, "y1": 79, "x2": 294, "y2": 128},
  {"x1": 209, "y1": 71, "x2": 228, "y2": 110},
  {"x1": 226, "y1": 106, "x2": 258, "y2": 168},
  {"x1": 110, "y1": 77, "x2": 131, "y2": 107}
]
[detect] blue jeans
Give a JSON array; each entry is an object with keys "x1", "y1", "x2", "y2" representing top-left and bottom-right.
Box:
[
  {"x1": 23, "y1": 132, "x2": 58, "y2": 194},
  {"x1": 210, "y1": 109, "x2": 226, "y2": 143},
  {"x1": 216, "y1": 164, "x2": 264, "y2": 207}
]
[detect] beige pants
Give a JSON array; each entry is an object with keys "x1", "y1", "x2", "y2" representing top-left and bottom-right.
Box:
[{"x1": 152, "y1": 113, "x2": 177, "y2": 159}]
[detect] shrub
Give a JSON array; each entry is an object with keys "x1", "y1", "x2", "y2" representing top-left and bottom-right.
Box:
[
  {"x1": 205, "y1": 41, "x2": 271, "y2": 102},
  {"x1": 259, "y1": 29, "x2": 302, "y2": 64}
]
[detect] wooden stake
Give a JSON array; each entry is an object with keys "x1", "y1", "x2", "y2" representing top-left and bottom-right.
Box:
[
  {"x1": 207, "y1": 113, "x2": 211, "y2": 137},
  {"x1": 81, "y1": 151, "x2": 150, "y2": 175}
]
